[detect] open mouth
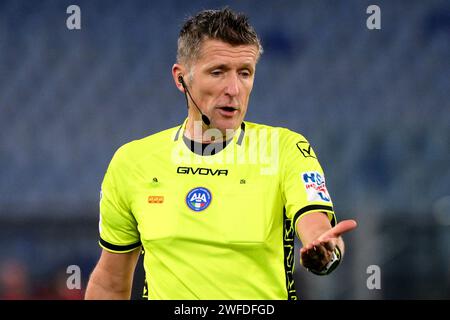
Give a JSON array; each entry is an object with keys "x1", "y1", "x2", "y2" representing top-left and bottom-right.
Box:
[
  {"x1": 219, "y1": 106, "x2": 237, "y2": 112},
  {"x1": 217, "y1": 106, "x2": 239, "y2": 117}
]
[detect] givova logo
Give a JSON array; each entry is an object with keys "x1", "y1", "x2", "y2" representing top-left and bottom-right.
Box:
[
  {"x1": 302, "y1": 172, "x2": 331, "y2": 202},
  {"x1": 186, "y1": 187, "x2": 212, "y2": 212}
]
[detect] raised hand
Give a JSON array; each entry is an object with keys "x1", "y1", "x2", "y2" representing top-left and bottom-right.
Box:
[{"x1": 300, "y1": 220, "x2": 357, "y2": 273}]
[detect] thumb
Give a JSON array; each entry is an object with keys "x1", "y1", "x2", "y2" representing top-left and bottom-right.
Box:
[{"x1": 320, "y1": 219, "x2": 357, "y2": 240}]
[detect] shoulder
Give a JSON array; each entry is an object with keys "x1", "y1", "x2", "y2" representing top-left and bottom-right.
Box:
[
  {"x1": 244, "y1": 121, "x2": 309, "y2": 145},
  {"x1": 110, "y1": 125, "x2": 180, "y2": 165}
]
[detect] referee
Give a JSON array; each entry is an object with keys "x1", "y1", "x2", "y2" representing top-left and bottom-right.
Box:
[{"x1": 85, "y1": 8, "x2": 357, "y2": 300}]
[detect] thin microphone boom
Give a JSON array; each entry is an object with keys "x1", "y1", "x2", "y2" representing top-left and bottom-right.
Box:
[{"x1": 178, "y1": 75, "x2": 210, "y2": 126}]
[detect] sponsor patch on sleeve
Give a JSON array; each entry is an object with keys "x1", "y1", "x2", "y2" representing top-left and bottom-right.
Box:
[{"x1": 301, "y1": 171, "x2": 331, "y2": 202}]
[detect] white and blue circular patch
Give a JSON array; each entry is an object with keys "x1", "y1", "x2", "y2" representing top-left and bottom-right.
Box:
[{"x1": 186, "y1": 187, "x2": 212, "y2": 212}]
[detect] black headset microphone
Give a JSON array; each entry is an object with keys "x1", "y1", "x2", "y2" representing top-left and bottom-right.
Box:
[{"x1": 178, "y1": 75, "x2": 211, "y2": 126}]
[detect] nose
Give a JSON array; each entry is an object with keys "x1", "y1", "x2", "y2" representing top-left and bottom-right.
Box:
[{"x1": 224, "y1": 73, "x2": 239, "y2": 97}]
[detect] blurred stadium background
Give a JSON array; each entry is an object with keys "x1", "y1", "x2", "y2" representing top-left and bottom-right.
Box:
[{"x1": 0, "y1": 0, "x2": 449, "y2": 299}]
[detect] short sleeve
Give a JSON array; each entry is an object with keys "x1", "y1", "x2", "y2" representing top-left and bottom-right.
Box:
[
  {"x1": 280, "y1": 129, "x2": 336, "y2": 233},
  {"x1": 98, "y1": 147, "x2": 141, "y2": 253}
]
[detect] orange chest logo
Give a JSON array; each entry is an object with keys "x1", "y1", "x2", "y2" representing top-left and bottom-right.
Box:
[{"x1": 148, "y1": 195, "x2": 164, "y2": 204}]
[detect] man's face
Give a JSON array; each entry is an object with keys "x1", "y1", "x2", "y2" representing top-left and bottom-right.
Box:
[{"x1": 187, "y1": 39, "x2": 258, "y2": 133}]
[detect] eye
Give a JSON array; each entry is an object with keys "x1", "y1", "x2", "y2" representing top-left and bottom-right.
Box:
[
  {"x1": 211, "y1": 70, "x2": 223, "y2": 77},
  {"x1": 239, "y1": 70, "x2": 251, "y2": 78}
]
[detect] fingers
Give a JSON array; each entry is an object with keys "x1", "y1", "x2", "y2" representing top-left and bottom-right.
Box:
[
  {"x1": 300, "y1": 239, "x2": 335, "y2": 254},
  {"x1": 300, "y1": 242, "x2": 332, "y2": 271},
  {"x1": 300, "y1": 218, "x2": 357, "y2": 267}
]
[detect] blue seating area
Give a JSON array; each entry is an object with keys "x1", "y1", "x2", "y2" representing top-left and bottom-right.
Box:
[{"x1": 1, "y1": 0, "x2": 448, "y2": 218}]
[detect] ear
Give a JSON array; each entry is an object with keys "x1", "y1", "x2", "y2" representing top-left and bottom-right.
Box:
[{"x1": 172, "y1": 64, "x2": 185, "y2": 93}]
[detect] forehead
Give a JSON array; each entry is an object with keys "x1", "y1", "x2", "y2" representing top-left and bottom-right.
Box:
[{"x1": 195, "y1": 39, "x2": 258, "y2": 68}]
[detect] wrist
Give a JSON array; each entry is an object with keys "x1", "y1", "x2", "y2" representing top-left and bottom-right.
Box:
[{"x1": 307, "y1": 246, "x2": 342, "y2": 276}]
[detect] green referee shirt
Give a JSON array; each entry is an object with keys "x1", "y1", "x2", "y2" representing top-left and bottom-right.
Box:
[{"x1": 98, "y1": 119, "x2": 336, "y2": 300}]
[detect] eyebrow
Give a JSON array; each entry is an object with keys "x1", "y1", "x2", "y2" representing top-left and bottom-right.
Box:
[
  {"x1": 208, "y1": 63, "x2": 254, "y2": 71},
  {"x1": 207, "y1": 64, "x2": 228, "y2": 71}
]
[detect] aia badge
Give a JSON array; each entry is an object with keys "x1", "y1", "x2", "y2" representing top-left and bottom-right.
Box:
[
  {"x1": 296, "y1": 141, "x2": 317, "y2": 159},
  {"x1": 186, "y1": 187, "x2": 212, "y2": 212},
  {"x1": 302, "y1": 172, "x2": 331, "y2": 202}
]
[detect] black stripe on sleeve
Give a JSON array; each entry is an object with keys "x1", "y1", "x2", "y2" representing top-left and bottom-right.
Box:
[
  {"x1": 293, "y1": 204, "x2": 335, "y2": 227},
  {"x1": 282, "y1": 209, "x2": 298, "y2": 300},
  {"x1": 99, "y1": 238, "x2": 142, "y2": 252}
]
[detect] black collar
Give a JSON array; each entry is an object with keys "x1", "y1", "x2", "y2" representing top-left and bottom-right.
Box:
[
  {"x1": 174, "y1": 122, "x2": 246, "y2": 150},
  {"x1": 182, "y1": 135, "x2": 232, "y2": 156}
]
